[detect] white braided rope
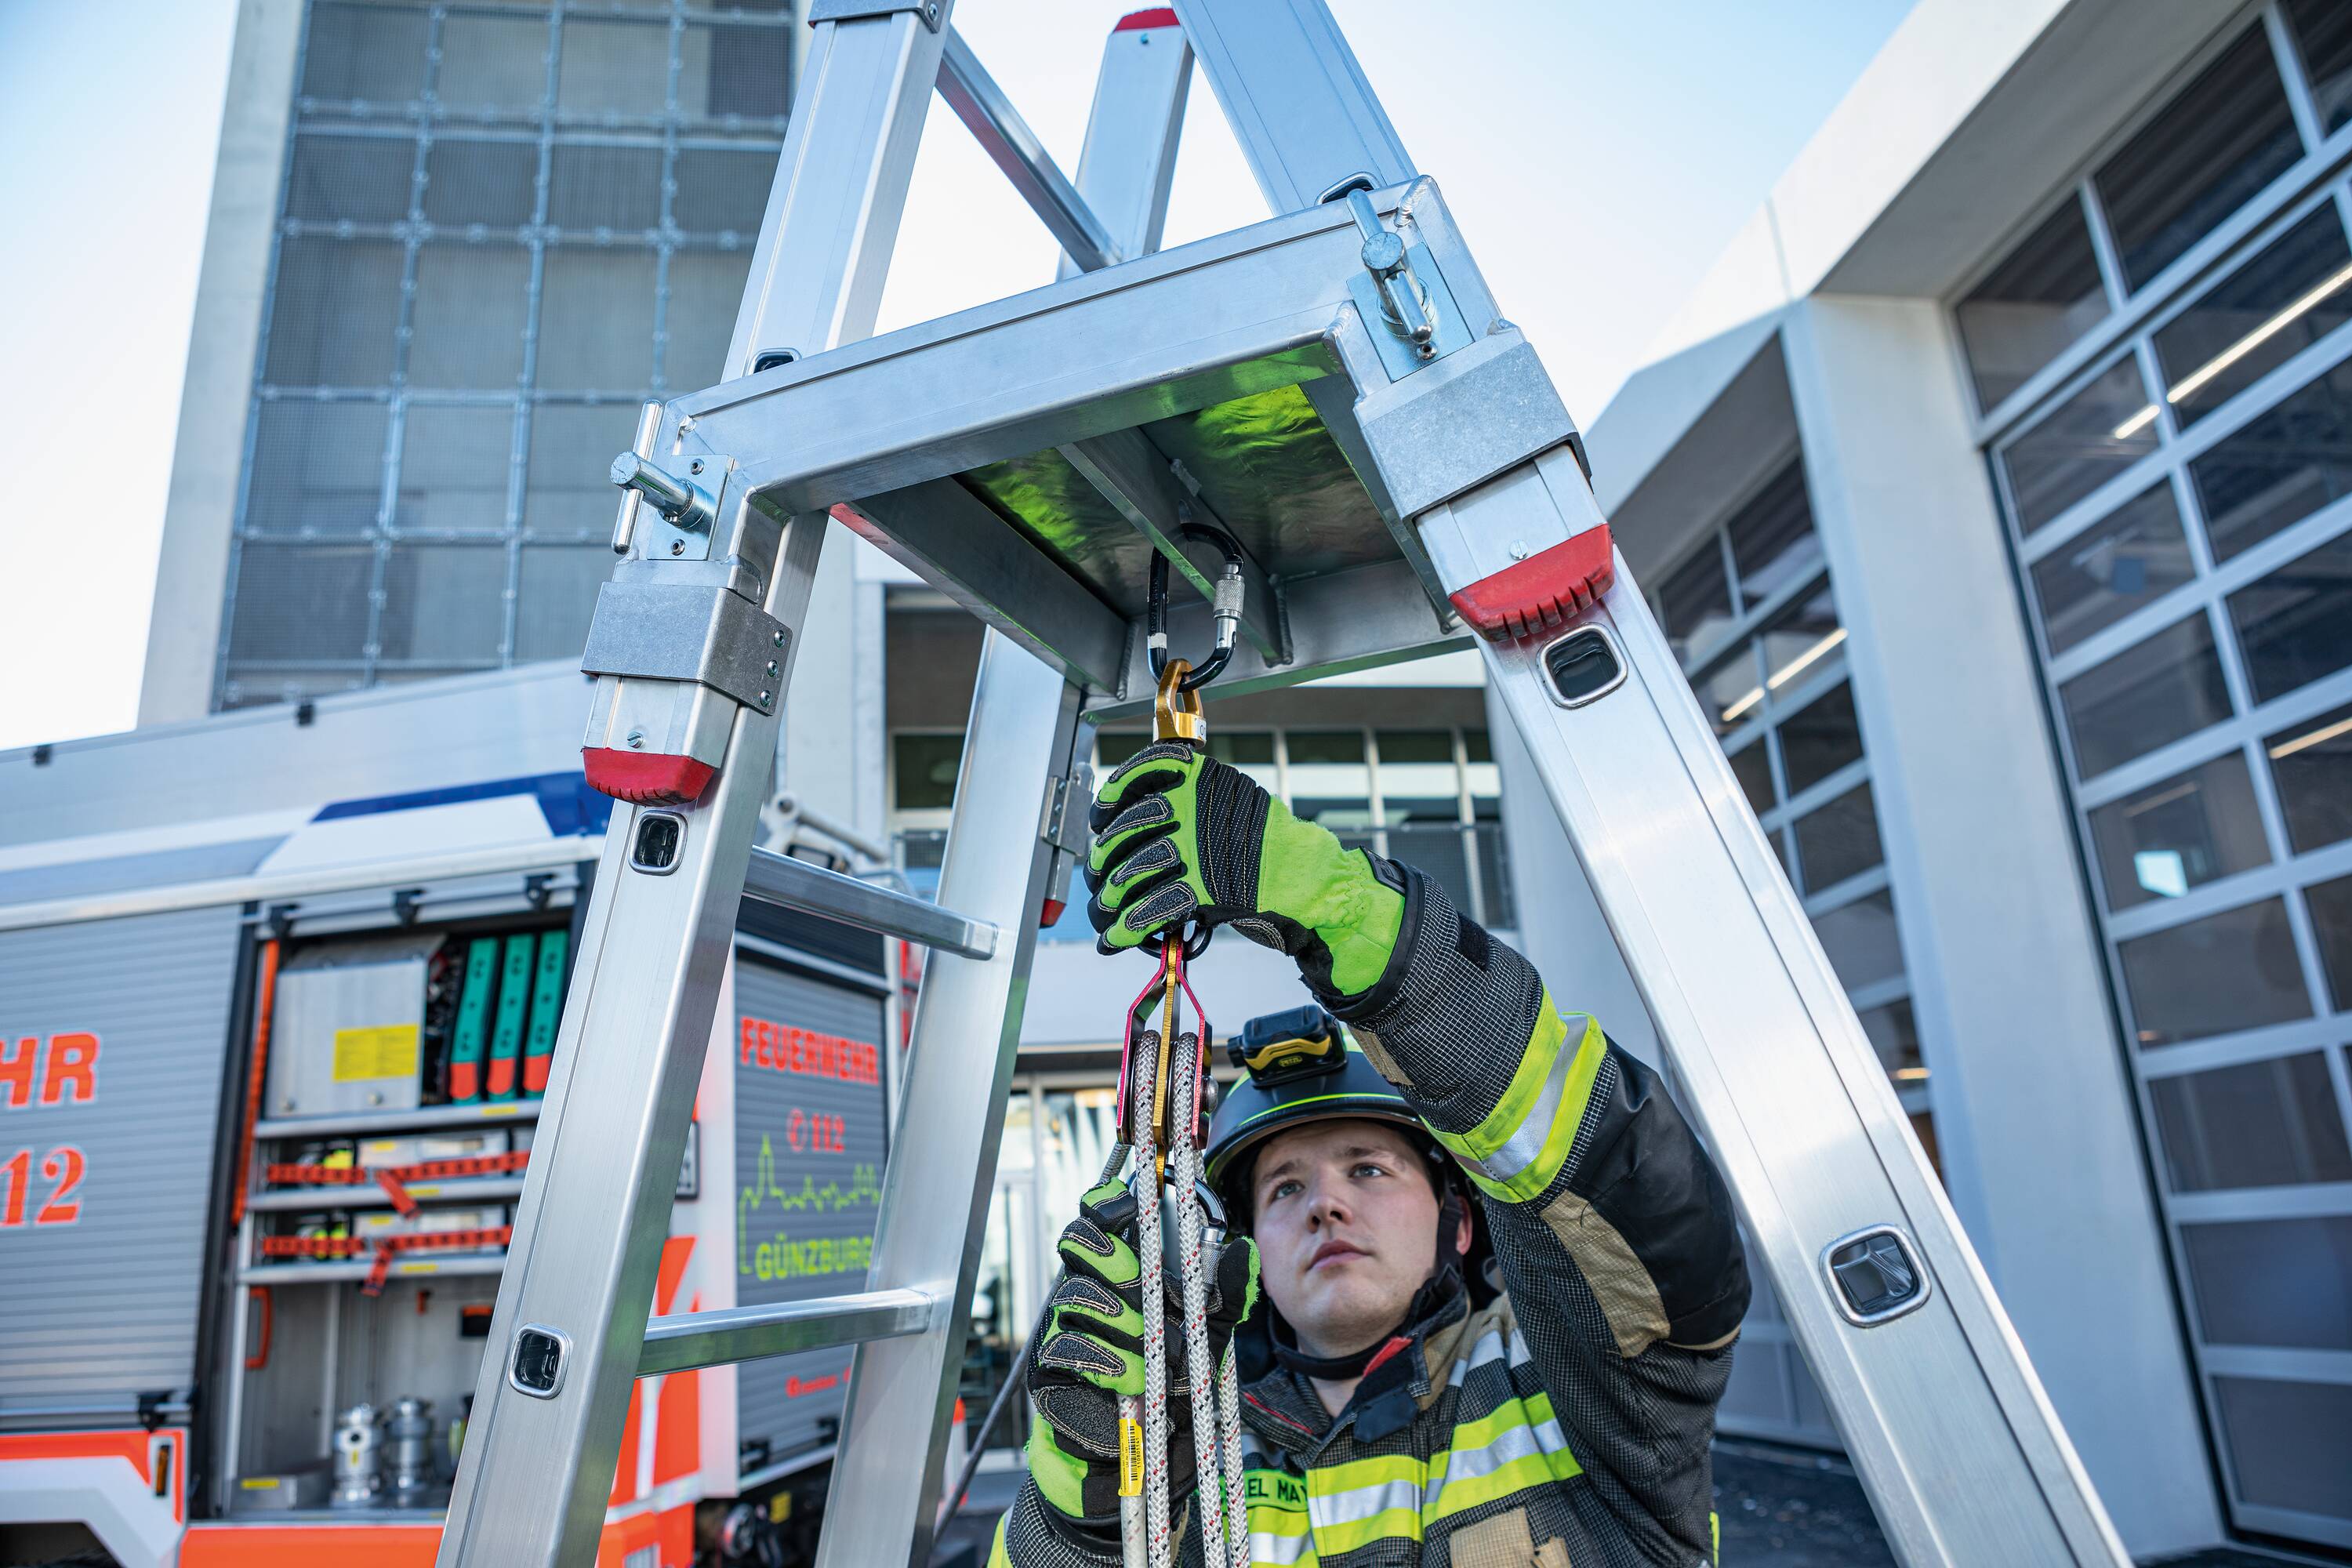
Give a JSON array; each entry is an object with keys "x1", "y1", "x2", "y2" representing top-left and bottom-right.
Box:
[
  {"x1": 1129, "y1": 1028, "x2": 1171, "y2": 1568},
  {"x1": 1168, "y1": 1034, "x2": 1228, "y2": 1568},
  {"x1": 1216, "y1": 1341, "x2": 1247, "y2": 1566}
]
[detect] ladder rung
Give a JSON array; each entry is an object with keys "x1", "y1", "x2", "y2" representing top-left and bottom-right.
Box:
[
  {"x1": 637, "y1": 1287, "x2": 939, "y2": 1375},
  {"x1": 742, "y1": 847, "x2": 998, "y2": 960}
]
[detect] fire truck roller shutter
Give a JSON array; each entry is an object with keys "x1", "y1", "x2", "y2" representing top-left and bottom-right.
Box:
[
  {"x1": 732, "y1": 949, "x2": 890, "y2": 1468},
  {"x1": 0, "y1": 906, "x2": 245, "y2": 1416}
]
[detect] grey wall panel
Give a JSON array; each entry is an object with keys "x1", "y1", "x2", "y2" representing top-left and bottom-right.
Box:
[
  {"x1": 732, "y1": 953, "x2": 888, "y2": 1465},
  {"x1": 0, "y1": 906, "x2": 245, "y2": 1410}
]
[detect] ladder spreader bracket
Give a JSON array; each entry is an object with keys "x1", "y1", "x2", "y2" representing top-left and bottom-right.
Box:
[{"x1": 579, "y1": 581, "x2": 789, "y2": 717}]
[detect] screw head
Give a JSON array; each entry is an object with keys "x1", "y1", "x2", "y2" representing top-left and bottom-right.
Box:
[
  {"x1": 766, "y1": 660, "x2": 779, "y2": 677},
  {"x1": 1508, "y1": 539, "x2": 1530, "y2": 561},
  {"x1": 670, "y1": 539, "x2": 684, "y2": 555},
  {"x1": 771, "y1": 629, "x2": 786, "y2": 646},
  {"x1": 689, "y1": 458, "x2": 704, "y2": 474},
  {"x1": 626, "y1": 728, "x2": 644, "y2": 750},
  {"x1": 757, "y1": 690, "x2": 771, "y2": 706}
]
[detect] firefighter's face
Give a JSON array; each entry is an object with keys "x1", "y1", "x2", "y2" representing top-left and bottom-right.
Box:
[{"x1": 1248, "y1": 1119, "x2": 1464, "y2": 1359}]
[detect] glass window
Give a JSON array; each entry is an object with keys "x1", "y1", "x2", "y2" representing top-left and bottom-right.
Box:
[
  {"x1": 893, "y1": 734, "x2": 963, "y2": 811},
  {"x1": 2189, "y1": 358, "x2": 2352, "y2": 561},
  {"x1": 2227, "y1": 528, "x2": 2352, "y2": 703},
  {"x1": 2059, "y1": 612, "x2": 2234, "y2": 777},
  {"x1": 285, "y1": 132, "x2": 413, "y2": 225},
  {"x1": 1095, "y1": 732, "x2": 1149, "y2": 769},
  {"x1": 2031, "y1": 482, "x2": 2195, "y2": 654},
  {"x1": 2093, "y1": 27, "x2": 2305, "y2": 292},
  {"x1": 2153, "y1": 207, "x2": 2352, "y2": 426},
  {"x1": 1957, "y1": 197, "x2": 2111, "y2": 411},
  {"x1": 1657, "y1": 546, "x2": 1734, "y2": 662},
  {"x1": 2180, "y1": 1216, "x2": 2352, "y2": 1348},
  {"x1": 1726, "y1": 460, "x2": 1821, "y2": 608},
  {"x1": 2285, "y1": 0, "x2": 2352, "y2": 133},
  {"x1": 2267, "y1": 699, "x2": 2352, "y2": 852},
  {"x1": 1858, "y1": 998, "x2": 1923, "y2": 1079},
  {"x1": 2150, "y1": 1052, "x2": 2352, "y2": 1191},
  {"x1": 2118, "y1": 896, "x2": 2312, "y2": 1046},
  {"x1": 1374, "y1": 731, "x2": 1462, "y2": 822},
  {"x1": 423, "y1": 136, "x2": 537, "y2": 229},
  {"x1": 1794, "y1": 782, "x2": 1883, "y2": 891},
  {"x1": 1759, "y1": 582, "x2": 1846, "y2": 694},
  {"x1": 1729, "y1": 739, "x2": 1774, "y2": 818},
  {"x1": 1813, "y1": 890, "x2": 1902, "y2": 990},
  {"x1": 2085, "y1": 750, "x2": 2270, "y2": 909},
  {"x1": 2212, "y1": 1377, "x2": 2352, "y2": 1522},
  {"x1": 1207, "y1": 731, "x2": 1279, "y2": 793},
  {"x1": 1698, "y1": 645, "x2": 1764, "y2": 736},
  {"x1": 2310, "y1": 872, "x2": 2352, "y2": 1008},
  {"x1": 1285, "y1": 731, "x2": 1375, "y2": 851},
  {"x1": 1462, "y1": 730, "x2": 1500, "y2": 807},
  {"x1": 302, "y1": 2, "x2": 428, "y2": 103},
  {"x1": 1999, "y1": 355, "x2": 2161, "y2": 535},
  {"x1": 1780, "y1": 682, "x2": 1864, "y2": 798}
]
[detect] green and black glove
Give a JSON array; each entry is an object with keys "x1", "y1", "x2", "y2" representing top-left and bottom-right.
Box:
[
  {"x1": 1024, "y1": 1178, "x2": 1258, "y2": 1534},
  {"x1": 1085, "y1": 743, "x2": 1406, "y2": 998}
]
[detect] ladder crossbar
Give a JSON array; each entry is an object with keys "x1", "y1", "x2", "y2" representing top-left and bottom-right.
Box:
[
  {"x1": 742, "y1": 845, "x2": 998, "y2": 959},
  {"x1": 938, "y1": 28, "x2": 1120, "y2": 272},
  {"x1": 637, "y1": 1287, "x2": 939, "y2": 1375}
]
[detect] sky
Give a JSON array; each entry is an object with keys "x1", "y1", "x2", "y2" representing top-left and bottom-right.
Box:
[{"x1": 0, "y1": 0, "x2": 1916, "y2": 753}]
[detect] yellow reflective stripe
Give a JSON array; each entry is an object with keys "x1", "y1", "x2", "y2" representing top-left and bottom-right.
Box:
[
  {"x1": 1457, "y1": 1013, "x2": 1606, "y2": 1203},
  {"x1": 1305, "y1": 1452, "x2": 1425, "y2": 1497},
  {"x1": 1441, "y1": 1388, "x2": 1552, "y2": 1457},
  {"x1": 1310, "y1": 1506, "x2": 1423, "y2": 1556},
  {"x1": 987, "y1": 1515, "x2": 1011, "y2": 1568},
  {"x1": 1429, "y1": 1450, "x2": 1565, "y2": 1521},
  {"x1": 1447, "y1": 997, "x2": 1569, "y2": 1163}
]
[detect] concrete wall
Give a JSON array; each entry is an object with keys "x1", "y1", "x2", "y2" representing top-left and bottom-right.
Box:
[
  {"x1": 139, "y1": 0, "x2": 303, "y2": 725},
  {"x1": 1780, "y1": 294, "x2": 2217, "y2": 1554}
]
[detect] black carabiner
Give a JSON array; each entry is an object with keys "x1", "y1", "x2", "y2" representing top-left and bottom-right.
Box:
[{"x1": 1146, "y1": 524, "x2": 1245, "y2": 693}]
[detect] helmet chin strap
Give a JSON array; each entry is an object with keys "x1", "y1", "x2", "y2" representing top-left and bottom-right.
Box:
[{"x1": 1269, "y1": 1189, "x2": 1471, "y2": 1381}]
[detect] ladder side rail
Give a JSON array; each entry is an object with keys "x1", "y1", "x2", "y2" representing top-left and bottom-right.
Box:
[
  {"x1": 1058, "y1": 9, "x2": 1192, "y2": 281},
  {"x1": 937, "y1": 28, "x2": 1120, "y2": 274},
  {"x1": 1170, "y1": 0, "x2": 1412, "y2": 215},
  {"x1": 815, "y1": 638, "x2": 1083, "y2": 1568},
  {"x1": 437, "y1": 9, "x2": 956, "y2": 1565},
  {"x1": 1388, "y1": 430, "x2": 2129, "y2": 1557}
]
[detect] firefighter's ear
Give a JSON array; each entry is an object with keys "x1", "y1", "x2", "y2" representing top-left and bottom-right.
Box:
[{"x1": 1450, "y1": 1201, "x2": 1473, "y2": 1258}]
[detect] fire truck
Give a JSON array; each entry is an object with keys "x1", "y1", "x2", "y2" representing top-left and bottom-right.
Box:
[{"x1": 0, "y1": 664, "x2": 920, "y2": 1568}]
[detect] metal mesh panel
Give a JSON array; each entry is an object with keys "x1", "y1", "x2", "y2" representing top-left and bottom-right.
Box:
[
  {"x1": 301, "y1": 2, "x2": 428, "y2": 103},
  {"x1": 285, "y1": 131, "x2": 415, "y2": 223},
  {"x1": 225, "y1": 543, "x2": 377, "y2": 662},
  {"x1": 379, "y1": 542, "x2": 510, "y2": 662},
  {"x1": 410, "y1": 244, "x2": 532, "y2": 388},
  {"x1": 245, "y1": 401, "x2": 390, "y2": 535},
  {"x1": 549, "y1": 141, "x2": 665, "y2": 233},
  {"x1": 536, "y1": 248, "x2": 658, "y2": 389},
  {"x1": 265, "y1": 237, "x2": 403, "y2": 386},
  {"x1": 220, "y1": 0, "x2": 789, "y2": 710},
  {"x1": 437, "y1": 13, "x2": 554, "y2": 113},
  {"x1": 517, "y1": 544, "x2": 617, "y2": 661},
  {"x1": 673, "y1": 145, "x2": 772, "y2": 235},
  {"x1": 557, "y1": 19, "x2": 672, "y2": 119},
  {"x1": 681, "y1": 21, "x2": 789, "y2": 122},
  {"x1": 423, "y1": 136, "x2": 540, "y2": 228},
  {"x1": 525, "y1": 403, "x2": 642, "y2": 537},
  {"x1": 662, "y1": 249, "x2": 753, "y2": 389},
  {"x1": 398, "y1": 405, "x2": 517, "y2": 535}
]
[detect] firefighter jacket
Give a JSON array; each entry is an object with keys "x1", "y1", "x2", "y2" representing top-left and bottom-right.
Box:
[{"x1": 994, "y1": 866, "x2": 1751, "y2": 1568}]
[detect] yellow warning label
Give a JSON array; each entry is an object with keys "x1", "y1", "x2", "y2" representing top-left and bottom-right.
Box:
[
  {"x1": 334, "y1": 1023, "x2": 421, "y2": 1082},
  {"x1": 1118, "y1": 1417, "x2": 1144, "y2": 1497},
  {"x1": 240, "y1": 1477, "x2": 280, "y2": 1490}
]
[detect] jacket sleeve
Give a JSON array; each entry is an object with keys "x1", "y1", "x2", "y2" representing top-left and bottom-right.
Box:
[{"x1": 1319, "y1": 863, "x2": 1748, "y2": 1561}]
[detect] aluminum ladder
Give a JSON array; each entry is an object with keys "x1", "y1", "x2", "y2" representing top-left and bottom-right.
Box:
[{"x1": 437, "y1": 5, "x2": 2133, "y2": 1566}]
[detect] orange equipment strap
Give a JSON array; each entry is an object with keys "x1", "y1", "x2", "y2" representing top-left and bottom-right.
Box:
[{"x1": 263, "y1": 1150, "x2": 530, "y2": 1215}]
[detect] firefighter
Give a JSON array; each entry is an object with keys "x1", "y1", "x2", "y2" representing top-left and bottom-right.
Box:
[{"x1": 991, "y1": 742, "x2": 1750, "y2": 1568}]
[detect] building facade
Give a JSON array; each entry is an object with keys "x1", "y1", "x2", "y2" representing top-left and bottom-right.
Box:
[
  {"x1": 136, "y1": 0, "x2": 2352, "y2": 1557},
  {"x1": 1585, "y1": 0, "x2": 2352, "y2": 1552}
]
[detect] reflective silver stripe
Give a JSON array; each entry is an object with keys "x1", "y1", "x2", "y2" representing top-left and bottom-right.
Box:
[
  {"x1": 1247, "y1": 1527, "x2": 1315, "y2": 1566},
  {"x1": 1453, "y1": 1014, "x2": 1592, "y2": 1187},
  {"x1": 1446, "y1": 1327, "x2": 1507, "y2": 1388},
  {"x1": 1307, "y1": 1475, "x2": 1421, "y2": 1529}
]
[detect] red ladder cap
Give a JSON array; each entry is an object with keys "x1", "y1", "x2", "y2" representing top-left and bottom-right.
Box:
[
  {"x1": 1446, "y1": 526, "x2": 1614, "y2": 642},
  {"x1": 583, "y1": 747, "x2": 717, "y2": 806},
  {"x1": 1040, "y1": 897, "x2": 1068, "y2": 927},
  {"x1": 1116, "y1": 8, "x2": 1180, "y2": 31}
]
